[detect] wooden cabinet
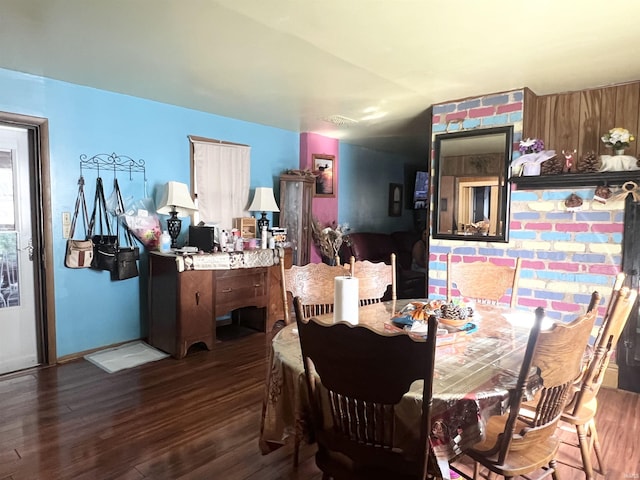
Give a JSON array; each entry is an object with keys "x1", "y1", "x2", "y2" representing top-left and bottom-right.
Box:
[
  {"x1": 279, "y1": 174, "x2": 314, "y2": 265},
  {"x1": 148, "y1": 252, "x2": 274, "y2": 358}
]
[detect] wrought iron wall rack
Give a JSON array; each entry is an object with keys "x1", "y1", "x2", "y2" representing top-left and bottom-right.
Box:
[{"x1": 79, "y1": 152, "x2": 146, "y2": 180}]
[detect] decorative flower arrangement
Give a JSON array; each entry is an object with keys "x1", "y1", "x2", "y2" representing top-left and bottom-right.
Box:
[
  {"x1": 311, "y1": 217, "x2": 350, "y2": 263},
  {"x1": 120, "y1": 197, "x2": 162, "y2": 250},
  {"x1": 601, "y1": 127, "x2": 635, "y2": 150},
  {"x1": 512, "y1": 137, "x2": 556, "y2": 176},
  {"x1": 519, "y1": 138, "x2": 545, "y2": 154},
  {"x1": 122, "y1": 212, "x2": 162, "y2": 250}
]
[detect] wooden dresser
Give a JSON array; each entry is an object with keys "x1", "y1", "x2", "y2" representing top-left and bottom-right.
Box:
[{"x1": 148, "y1": 250, "x2": 290, "y2": 359}]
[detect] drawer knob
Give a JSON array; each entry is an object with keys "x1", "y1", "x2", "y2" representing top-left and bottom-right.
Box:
[
  {"x1": 221, "y1": 288, "x2": 232, "y2": 293},
  {"x1": 195, "y1": 291, "x2": 200, "y2": 305}
]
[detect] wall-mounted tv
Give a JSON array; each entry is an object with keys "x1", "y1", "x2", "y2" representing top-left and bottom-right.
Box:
[{"x1": 413, "y1": 171, "x2": 428, "y2": 209}]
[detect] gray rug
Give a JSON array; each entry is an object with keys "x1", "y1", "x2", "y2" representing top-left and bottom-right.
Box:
[{"x1": 84, "y1": 341, "x2": 169, "y2": 373}]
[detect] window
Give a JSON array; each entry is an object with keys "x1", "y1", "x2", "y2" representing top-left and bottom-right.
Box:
[{"x1": 189, "y1": 136, "x2": 251, "y2": 230}]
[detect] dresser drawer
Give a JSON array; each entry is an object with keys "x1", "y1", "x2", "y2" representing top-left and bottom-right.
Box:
[{"x1": 215, "y1": 268, "x2": 269, "y2": 313}]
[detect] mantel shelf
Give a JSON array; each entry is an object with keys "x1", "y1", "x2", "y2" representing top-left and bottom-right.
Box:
[{"x1": 510, "y1": 171, "x2": 640, "y2": 189}]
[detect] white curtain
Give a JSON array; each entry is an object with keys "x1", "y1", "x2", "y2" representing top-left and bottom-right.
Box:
[{"x1": 190, "y1": 137, "x2": 251, "y2": 230}]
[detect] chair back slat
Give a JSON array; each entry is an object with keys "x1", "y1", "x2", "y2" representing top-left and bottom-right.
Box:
[
  {"x1": 349, "y1": 254, "x2": 397, "y2": 304},
  {"x1": 447, "y1": 253, "x2": 521, "y2": 307}
]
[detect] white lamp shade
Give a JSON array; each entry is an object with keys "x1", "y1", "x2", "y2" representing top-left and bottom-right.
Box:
[
  {"x1": 157, "y1": 181, "x2": 197, "y2": 217},
  {"x1": 248, "y1": 187, "x2": 279, "y2": 212}
]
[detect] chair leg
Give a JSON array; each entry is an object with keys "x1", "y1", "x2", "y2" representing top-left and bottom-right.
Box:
[
  {"x1": 550, "y1": 458, "x2": 559, "y2": 480},
  {"x1": 473, "y1": 461, "x2": 480, "y2": 479},
  {"x1": 293, "y1": 432, "x2": 300, "y2": 467},
  {"x1": 589, "y1": 420, "x2": 605, "y2": 474},
  {"x1": 576, "y1": 423, "x2": 594, "y2": 480}
]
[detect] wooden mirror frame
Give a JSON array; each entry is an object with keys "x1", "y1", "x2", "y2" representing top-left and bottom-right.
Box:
[{"x1": 432, "y1": 125, "x2": 513, "y2": 243}]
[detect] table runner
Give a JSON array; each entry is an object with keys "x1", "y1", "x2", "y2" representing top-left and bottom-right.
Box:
[{"x1": 174, "y1": 248, "x2": 282, "y2": 272}]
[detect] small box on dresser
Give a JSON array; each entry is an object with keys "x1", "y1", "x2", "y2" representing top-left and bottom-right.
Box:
[{"x1": 233, "y1": 217, "x2": 257, "y2": 239}]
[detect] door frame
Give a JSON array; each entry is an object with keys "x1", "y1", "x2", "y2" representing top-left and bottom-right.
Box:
[{"x1": 0, "y1": 111, "x2": 56, "y2": 366}]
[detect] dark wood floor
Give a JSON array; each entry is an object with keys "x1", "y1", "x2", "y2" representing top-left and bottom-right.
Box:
[{"x1": 0, "y1": 330, "x2": 637, "y2": 480}]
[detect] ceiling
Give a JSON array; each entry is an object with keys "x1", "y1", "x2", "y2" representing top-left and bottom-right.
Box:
[{"x1": 2, "y1": 0, "x2": 640, "y2": 157}]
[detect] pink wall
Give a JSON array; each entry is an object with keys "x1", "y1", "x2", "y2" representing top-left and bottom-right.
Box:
[{"x1": 300, "y1": 132, "x2": 339, "y2": 263}]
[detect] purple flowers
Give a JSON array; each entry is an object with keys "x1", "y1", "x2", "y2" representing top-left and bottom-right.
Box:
[{"x1": 519, "y1": 138, "x2": 545, "y2": 154}]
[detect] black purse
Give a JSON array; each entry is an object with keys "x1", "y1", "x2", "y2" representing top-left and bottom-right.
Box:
[
  {"x1": 88, "y1": 177, "x2": 118, "y2": 272},
  {"x1": 111, "y1": 178, "x2": 139, "y2": 281}
]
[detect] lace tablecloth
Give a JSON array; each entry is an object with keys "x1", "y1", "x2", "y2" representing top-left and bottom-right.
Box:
[{"x1": 259, "y1": 300, "x2": 537, "y2": 476}]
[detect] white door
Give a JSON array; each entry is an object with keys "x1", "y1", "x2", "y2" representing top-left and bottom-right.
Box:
[{"x1": 0, "y1": 125, "x2": 38, "y2": 374}]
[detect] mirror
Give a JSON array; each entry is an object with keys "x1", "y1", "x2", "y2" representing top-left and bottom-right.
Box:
[{"x1": 432, "y1": 126, "x2": 513, "y2": 242}]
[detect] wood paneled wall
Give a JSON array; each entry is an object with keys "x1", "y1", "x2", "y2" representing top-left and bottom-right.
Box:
[{"x1": 523, "y1": 81, "x2": 640, "y2": 167}]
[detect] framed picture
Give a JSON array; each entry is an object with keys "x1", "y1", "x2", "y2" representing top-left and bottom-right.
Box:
[
  {"x1": 312, "y1": 154, "x2": 335, "y2": 197},
  {"x1": 388, "y1": 183, "x2": 403, "y2": 217}
]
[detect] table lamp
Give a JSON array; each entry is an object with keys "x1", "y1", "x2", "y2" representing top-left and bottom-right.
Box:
[
  {"x1": 157, "y1": 181, "x2": 198, "y2": 248},
  {"x1": 248, "y1": 187, "x2": 279, "y2": 232}
]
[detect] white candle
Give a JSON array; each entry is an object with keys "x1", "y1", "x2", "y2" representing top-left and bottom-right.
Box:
[{"x1": 334, "y1": 276, "x2": 359, "y2": 324}]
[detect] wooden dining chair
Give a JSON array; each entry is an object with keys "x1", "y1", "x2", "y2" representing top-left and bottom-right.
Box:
[
  {"x1": 453, "y1": 291, "x2": 599, "y2": 480},
  {"x1": 446, "y1": 253, "x2": 522, "y2": 307},
  {"x1": 349, "y1": 253, "x2": 397, "y2": 305},
  {"x1": 280, "y1": 261, "x2": 351, "y2": 325},
  {"x1": 293, "y1": 296, "x2": 439, "y2": 480},
  {"x1": 559, "y1": 281, "x2": 637, "y2": 480},
  {"x1": 274, "y1": 260, "x2": 351, "y2": 466}
]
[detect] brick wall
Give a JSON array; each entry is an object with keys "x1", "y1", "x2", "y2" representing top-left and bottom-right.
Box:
[{"x1": 429, "y1": 90, "x2": 623, "y2": 322}]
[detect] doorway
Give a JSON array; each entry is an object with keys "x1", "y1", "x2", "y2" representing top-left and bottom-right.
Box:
[{"x1": 0, "y1": 111, "x2": 55, "y2": 374}]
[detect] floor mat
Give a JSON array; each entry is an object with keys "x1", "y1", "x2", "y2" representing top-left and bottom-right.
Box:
[{"x1": 84, "y1": 341, "x2": 169, "y2": 373}]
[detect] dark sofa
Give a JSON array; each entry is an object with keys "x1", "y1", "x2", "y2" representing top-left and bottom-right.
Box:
[{"x1": 338, "y1": 231, "x2": 426, "y2": 299}]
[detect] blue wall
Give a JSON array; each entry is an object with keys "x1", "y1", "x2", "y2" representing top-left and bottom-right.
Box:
[
  {"x1": 338, "y1": 142, "x2": 423, "y2": 232},
  {"x1": 0, "y1": 67, "x2": 299, "y2": 357},
  {"x1": 0, "y1": 67, "x2": 424, "y2": 357}
]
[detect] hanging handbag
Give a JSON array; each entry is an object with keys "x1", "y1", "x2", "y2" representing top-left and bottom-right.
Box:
[
  {"x1": 64, "y1": 176, "x2": 94, "y2": 268},
  {"x1": 111, "y1": 178, "x2": 140, "y2": 280},
  {"x1": 88, "y1": 177, "x2": 118, "y2": 272}
]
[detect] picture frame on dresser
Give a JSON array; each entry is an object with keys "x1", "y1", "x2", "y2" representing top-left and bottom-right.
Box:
[{"x1": 312, "y1": 154, "x2": 335, "y2": 197}]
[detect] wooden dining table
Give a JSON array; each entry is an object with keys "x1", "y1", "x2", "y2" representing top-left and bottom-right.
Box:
[{"x1": 259, "y1": 299, "x2": 539, "y2": 477}]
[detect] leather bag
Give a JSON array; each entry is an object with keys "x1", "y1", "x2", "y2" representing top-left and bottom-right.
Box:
[
  {"x1": 111, "y1": 178, "x2": 139, "y2": 281},
  {"x1": 88, "y1": 177, "x2": 118, "y2": 272},
  {"x1": 64, "y1": 176, "x2": 94, "y2": 268}
]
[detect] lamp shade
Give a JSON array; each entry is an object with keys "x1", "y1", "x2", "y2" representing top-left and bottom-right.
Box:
[
  {"x1": 248, "y1": 187, "x2": 279, "y2": 213},
  {"x1": 157, "y1": 181, "x2": 197, "y2": 217}
]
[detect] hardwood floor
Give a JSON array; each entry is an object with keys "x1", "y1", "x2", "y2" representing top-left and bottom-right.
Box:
[{"x1": 0, "y1": 331, "x2": 637, "y2": 480}]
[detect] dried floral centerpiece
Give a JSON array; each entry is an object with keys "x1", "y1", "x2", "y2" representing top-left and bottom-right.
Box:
[
  {"x1": 601, "y1": 127, "x2": 635, "y2": 154},
  {"x1": 311, "y1": 217, "x2": 350, "y2": 265}
]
